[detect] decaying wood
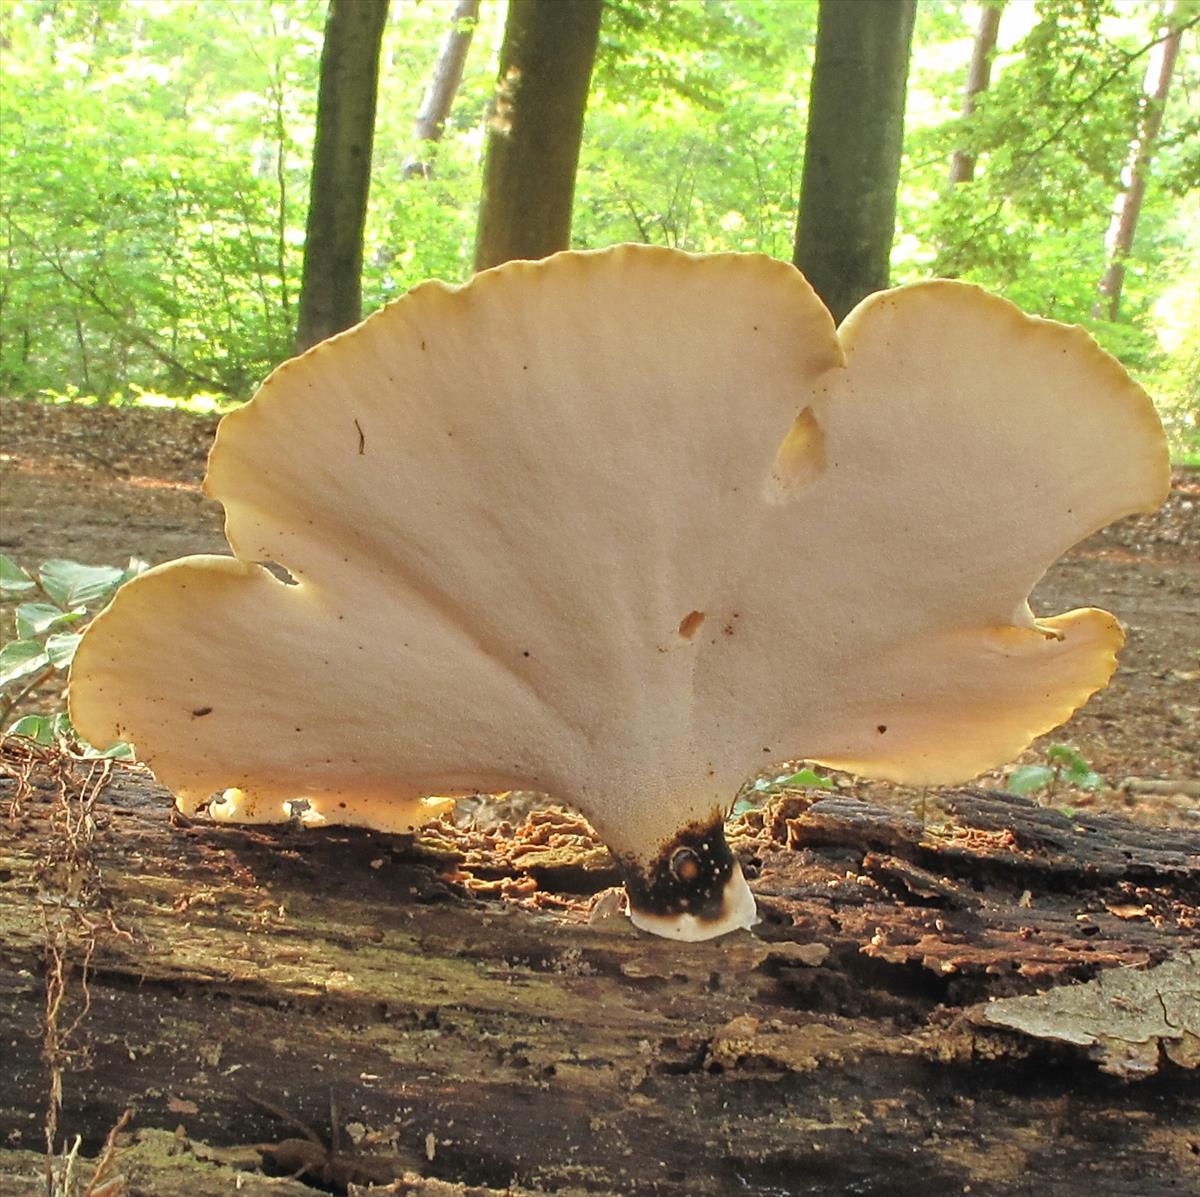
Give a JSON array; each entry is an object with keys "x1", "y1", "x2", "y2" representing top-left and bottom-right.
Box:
[
  {"x1": 1, "y1": 740, "x2": 1198, "y2": 1197},
  {"x1": 1124, "y1": 776, "x2": 1200, "y2": 799}
]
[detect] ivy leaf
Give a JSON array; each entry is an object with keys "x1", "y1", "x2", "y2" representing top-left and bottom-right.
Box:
[
  {"x1": 6, "y1": 713, "x2": 57, "y2": 745},
  {"x1": 38, "y1": 560, "x2": 127, "y2": 608},
  {"x1": 86, "y1": 740, "x2": 136, "y2": 761},
  {"x1": 0, "y1": 639, "x2": 51, "y2": 687},
  {"x1": 45, "y1": 632, "x2": 83, "y2": 670},
  {"x1": 1006, "y1": 765, "x2": 1056, "y2": 796},
  {"x1": 0, "y1": 554, "x2": 36, "y2": 597},
  {"x1": 6, "y1": 710, "x2": 134, "y2": 759},
  {"x1": 55, "y1": 711, "x2": 136, "y2": 760},
  {"x1": 777, "y1": 768, "x2": 835, "y2": 790},
  {"x1": 15, "y1": 603, "x2": 84, "y2": 639},
  {"x1": 118, "y1": 558, "x2": 150, "y2": 586}
]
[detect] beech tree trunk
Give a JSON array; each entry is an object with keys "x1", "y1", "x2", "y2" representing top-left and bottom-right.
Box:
[
  {"x1": 473, "y1": 0, "x2": 603, "y2": 274},
  {"x1": 295, "y1": 0, "x2": 390, "y2": 353},
  {"x1": 2, "y1": 742, "x2": 1198, "y2": 1196},
  {"x1": 793, "y1": 0, "x2": 916, "y2": 324},
  {"x1": 1093, "y1": 2, "x2": 1182, "y2": 321},
  {"x1": 403, "y1": 0, "x2": 481, "y2": 180},
  {"x1": 948, "y1": 1, "x2": 1004, "y2": 185}
]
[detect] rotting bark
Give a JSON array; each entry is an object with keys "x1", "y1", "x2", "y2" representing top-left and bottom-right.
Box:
[{"x1": 1, "y1": 740, "x2": 1198, "y2": 1197}]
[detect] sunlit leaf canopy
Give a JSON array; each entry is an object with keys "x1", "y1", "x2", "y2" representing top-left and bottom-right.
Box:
[{"x1": 0, "y1": 0, "x2": 1196, "y2": 457}]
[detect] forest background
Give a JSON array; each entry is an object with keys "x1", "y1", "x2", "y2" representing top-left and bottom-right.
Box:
[{"x1": 1, "y1": 0, "x2": 1197, "y2": 460}]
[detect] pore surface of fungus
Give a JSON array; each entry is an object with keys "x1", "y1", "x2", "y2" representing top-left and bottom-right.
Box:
[{"x1": 68, "y1": 247, "x2": 1169, "y2": 940}]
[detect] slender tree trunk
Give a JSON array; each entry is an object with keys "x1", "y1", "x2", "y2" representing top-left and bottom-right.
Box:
[
  {"x1": 268, "y1": 11, "x2": 294, "y2": 331},
  {"x1": 295, "y1": 0, "x2": 390, "y2": 353},
  {"x1": 473, "y1": 0, "x2": 604, "y2": 274},
  {"x1": 1093, "y1": 1, "x2": 1181, "y2": 321},
  {"x1": 793, "y1": 0, "x2": 916, "y2": 324},
  {"x1": 403, "y1": 0, "x2": 480, "y2": 179},
  {"x1": 72, "y1": 310, "x2": 91, "y2": 392},
  {"x1": 948, "y1": 1, "x2": 1004, "y2": 185}
]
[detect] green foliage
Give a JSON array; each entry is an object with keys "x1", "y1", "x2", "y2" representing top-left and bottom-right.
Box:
[
  {"x1": 0, "y1": 0, "x2": 1196, "y2": 460},
  {"x1": 578, "y1": 0, "x2": 816, "y2": 258},
  {"x1": 1007, "y1": 743, "x2": 1105, "y2": 798},
  {"x1": 732, "y1": 765, "x2": 834, "y2": 816},
  {"x1": 774, "y1": 768, "x2": 836, "y2": 791},
  {"x1": 0, "y1": 0, "x2": 318, "y2": 398},
  {"x1": 0, "y1": 554, "x2": 142, "y2": 758},
  {"x1": 925, "y1": 1, "x2": 1142, "y2": 275},
  {"x1": 900, "y1": 0, "x2": 1200, "y2": 457}
]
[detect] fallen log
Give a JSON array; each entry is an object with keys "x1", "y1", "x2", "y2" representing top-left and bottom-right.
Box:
[{"x1": 1, "y1": 740, "x2": 1197, "y2": 1197}]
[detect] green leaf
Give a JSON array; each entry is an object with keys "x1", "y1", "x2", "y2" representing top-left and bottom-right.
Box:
[
  {"x1": 1044, "y1": 744, "x2": 1105, "y2": 789},
  {"x1": 0, "y1": 639, "x2": 51, "y2": 687},
  {"x1": 38, "y1": 560, "x2": 127, "y2": 608},
  {"x1": 6, "y1": 714, "x2": 56, "y2": 745},
  {"x1": 118, "y1": 558, "x2": 150, "y2": 586},
  {"x1": 71, "y1": 714, "x2": 137, "y2": 759},
  {"x1": 1006, "y1": 765, "x2": 1056, "y2": 796},
  {"x1": 1045, "y1": 743, "x2": 1088, "y2": 770},
  {"x1": 1063, "y1": 758, "x2": 1101, "y2": 784},
  {"x1": 0, "y1": 555, "x2": 36, "y2": 598},
  {"x1": 94, "y1": 741, "x2": 136, "y2": 761},
  {"x1": 6, "y1": 711, "x2": 133, "y2": 759},
  {"x1": 15, "y1": 602, "x2": 84, "y2": 639},
  {"x1": 45, "y1": 632, "x2": 83, "y2": 669},
  {"x1": 778, "y1": 768, "x2": 835, "y2": 790}
]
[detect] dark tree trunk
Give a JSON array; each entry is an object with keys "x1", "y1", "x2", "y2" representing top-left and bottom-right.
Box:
[
  {"x1": 2, "y1": 743, "x2": 1198, "y2": 1196},
  {"x1": 793, "y1": 0, "x2": 916, "y2": 324},
  {"x1": 403, "y1": 0, "x2": 481, "y2": 180},
  {"x1": 473, "y1": 0, "x2": 603, "y2": 274},
  {"x1": 1093, "y1": 1, "x2": 1181, "y2": 321},
  {"x1": 948, "y1": 1, "x2": 1004, "y2": 185},
  {"x1": 295, "y1": 0, "x2": 390, "y2": 353}
]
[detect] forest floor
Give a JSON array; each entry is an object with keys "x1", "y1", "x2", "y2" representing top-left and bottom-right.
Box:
[{"x1": 1, "y1": 396, "x2": 1197, "y2": 827}]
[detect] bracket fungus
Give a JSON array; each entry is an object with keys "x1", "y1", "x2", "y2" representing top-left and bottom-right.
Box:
[{"x1": 68, "y1": 246, "x2": 1169, "y2": 941}]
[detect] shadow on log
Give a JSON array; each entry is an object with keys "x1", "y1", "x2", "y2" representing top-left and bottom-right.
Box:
[{"x1": 1, "y1": 739, "x2": 1197, "y2": 1196}]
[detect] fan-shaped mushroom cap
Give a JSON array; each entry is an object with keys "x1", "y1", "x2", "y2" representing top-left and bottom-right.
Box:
[{"x1": 69, "y1": 246, "x2": 1169, "y2": 941}]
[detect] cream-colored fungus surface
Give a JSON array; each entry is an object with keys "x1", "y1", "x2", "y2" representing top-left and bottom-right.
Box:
[{"x1": 69, "y1": 246, "x2": 1170, "y2": 939}]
